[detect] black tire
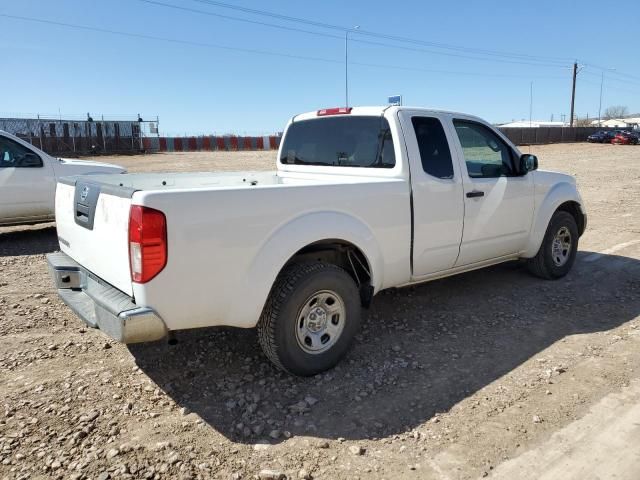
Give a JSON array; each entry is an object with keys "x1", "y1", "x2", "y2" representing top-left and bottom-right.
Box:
[
  {"x1": 258, "y1": 262, "x2": 361, "y2": 376},
  {"x1": 526, "y1": 211, "x2": 579, "y2": 280}
]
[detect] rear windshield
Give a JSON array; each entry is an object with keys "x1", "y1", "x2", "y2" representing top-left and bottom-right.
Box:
[{"x1": 280, "y1": 116, "x2": 395, "y2": 168}]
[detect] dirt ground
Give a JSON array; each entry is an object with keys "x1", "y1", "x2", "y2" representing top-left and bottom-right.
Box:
[{"x1": 1, "y1": 143, "x2": 639, "y2": 480}]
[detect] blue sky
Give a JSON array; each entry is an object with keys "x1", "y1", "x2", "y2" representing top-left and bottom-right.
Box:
[{"x1": 1, "y1": 0, "x2": 638, "y2": 135}]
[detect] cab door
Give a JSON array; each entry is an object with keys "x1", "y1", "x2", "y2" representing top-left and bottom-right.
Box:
[
  {"x1": 0, "y1": 135, "x2": 55, "y2": 221},
  {"x1": 398, "y1": 111, "x2": 465, "y2": 278},
  {"x1": 450, "y1": 118, "x2": 534, "y2": 265}
]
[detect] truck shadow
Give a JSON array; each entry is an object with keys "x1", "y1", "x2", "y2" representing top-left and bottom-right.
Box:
[
  {"x1": 0, "y1": 224, "x2": 58, "y2": 257},
  {"x1": 129, "y1": 251, "x2": 640, "y2": 444}
]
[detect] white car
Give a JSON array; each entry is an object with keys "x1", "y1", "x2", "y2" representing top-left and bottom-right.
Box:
[
  {"x1": 0, "y1": 130, "x2": 125, "y2": 226},
  {"x1": 47, "y1": 106, "x2": 586, "y2": 376}
]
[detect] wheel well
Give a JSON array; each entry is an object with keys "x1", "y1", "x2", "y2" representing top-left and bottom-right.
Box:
[
  {"x1": 283, "y1": 240, "x2": 374, "y2": 307},
  {"x1": 556, "y1": 201, "x2": 585, "y2": 236}
]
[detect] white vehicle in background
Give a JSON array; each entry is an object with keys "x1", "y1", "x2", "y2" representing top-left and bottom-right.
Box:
[
  {"x1": 0, "y1": 130, "x2": 125, "y2": 226},
  {"x1": 47, "y1": 106, "x2": 587, "y2": 376}
]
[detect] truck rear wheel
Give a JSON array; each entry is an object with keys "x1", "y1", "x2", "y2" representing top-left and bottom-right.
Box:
[
  {"x1": 526, "y1": 211, "x2": 579, "y2": 280},
  {"x1": 258, "y1": 262, "x2": 361, "y2": 376}
]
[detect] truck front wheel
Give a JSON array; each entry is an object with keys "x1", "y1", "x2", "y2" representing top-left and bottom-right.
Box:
[
  {"x1": 258, "y1": 262, "x2": 361, "y2": 376},
  {"x1": 527, "y1": 211, "x2": 579, "y2": 279}
]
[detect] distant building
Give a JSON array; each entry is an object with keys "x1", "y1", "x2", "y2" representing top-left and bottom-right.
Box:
[
  {"x1": 590, "y1": 118, "x2": 640, "y2": 129},
  {"x1": 499, "y1": 121, "x2": 568, "y2": 128}
]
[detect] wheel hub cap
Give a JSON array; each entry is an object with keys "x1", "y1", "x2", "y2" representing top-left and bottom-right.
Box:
[
  {"x1": 295, "y1": 290, "x2": 346, "y2": 355},
  {"x1": 307, "y1": 307, "x2": 328, "y2": 333},
  {"x1": 551, "y1": 226, "x2": 572, "y2": 267}
]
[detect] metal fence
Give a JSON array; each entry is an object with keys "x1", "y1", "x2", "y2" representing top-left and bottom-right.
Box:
[
  {"x1": 3, "y1": 116, "x2": 621, "y2": 155},
  {"x1": 1, "y1": 116, "x2": 284, "y2": 155},
  {"x1": 0, "y1": 117, "x2": 159, "y2": 155},
  {"x1": 151, "y1": 135, "x2": 281, "y2": 152},
  {"x1": 499, "y1": 126, "x2": 622, "y2": 145}
]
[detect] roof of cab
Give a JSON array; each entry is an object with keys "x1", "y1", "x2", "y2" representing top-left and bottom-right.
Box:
[{"x1": 291, "y1": 106, "x2": 475, "y2": 122}]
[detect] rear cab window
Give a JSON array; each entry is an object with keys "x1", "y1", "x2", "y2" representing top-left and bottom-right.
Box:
[
  {"x1": 411, "y1": 116, "x2": 454, "y2": 179},
  {"x1": 280, "y1": 116, "x2": 395, "y2": 168}
]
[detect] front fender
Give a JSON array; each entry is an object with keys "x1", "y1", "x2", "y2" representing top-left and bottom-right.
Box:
[
  {"x1": 522, "y1": 181, "x2": 584, "y2": 258},
  {"x1": 228, "y1": 211, "x2": 383, "y2": 328}
]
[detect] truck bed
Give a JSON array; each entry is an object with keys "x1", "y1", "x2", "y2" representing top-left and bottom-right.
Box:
[{"x1": 55, "y1": 170, "x2": 412, "y2": 330}]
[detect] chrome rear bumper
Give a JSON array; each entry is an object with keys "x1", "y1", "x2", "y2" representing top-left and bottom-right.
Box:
[{"x1": 46, "y1": 252, "x2": 167, "y2": 343}]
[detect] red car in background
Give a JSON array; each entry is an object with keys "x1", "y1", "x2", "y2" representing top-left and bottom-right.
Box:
[{"x1": 611, "y1": 131, "x2": 639, "y2": 145}]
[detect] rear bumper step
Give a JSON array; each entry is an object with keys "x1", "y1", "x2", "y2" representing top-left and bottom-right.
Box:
[{"x1": 46, "y1": 252, "x2": 167, "y2": 343}]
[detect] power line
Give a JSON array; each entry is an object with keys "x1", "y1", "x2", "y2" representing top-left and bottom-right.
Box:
[
  {"x1": 582, "y1": 69, "x2": 640, "y2": 88},
  {"x1": 351, "y1": 29, "x2": 569, "y2": 66},
  {"x1": 351, "y1": 60, "x2": 566, "y2": 80},
  {"x1": 581, "y1": 78, "x2": 640, "y2": 96},
  {"x1": 179, "y1": 0, "x2": 640, "y2": 80},
  {"x1": 168, "y1": 0, "x2": 640, "y2": 81},
  {"x1": 0, "y1": 9, "x2": 633, "y2": 124},
  {"x1": 0, "y1": 13, "x2": 340, "y2": 64},
  {"x1": 0, "y1": 13, "x2": 569, "y2": 81},
  {"x1": 138, "y1": 0, "x2": 572, "y2": 69},
  {"x1": 138, "y1": 0, "x2": 635, "y2": 116},
  {"x1": 187, "y1": 0, "x2": 574, "y2": 65},
  {"x1": 581, "y1": 63, "x2": 640, "y2": 83},
  {"x1": 138, "y1": 0, "x2": 344, "y2": 42},
  {"x1": 351, "y1": 37, "x2": 570, "y2": 69}
]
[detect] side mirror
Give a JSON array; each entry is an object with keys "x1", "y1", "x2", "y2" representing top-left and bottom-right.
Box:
[{"x1": 519, "y1": 154, "x2": 538, "y2": 174}]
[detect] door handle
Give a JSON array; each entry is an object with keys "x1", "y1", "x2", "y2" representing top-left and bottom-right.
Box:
[{"x1": 466, "y1": 190, "x2": 485, "y2": 198}]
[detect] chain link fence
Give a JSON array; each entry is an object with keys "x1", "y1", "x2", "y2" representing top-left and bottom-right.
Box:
[{"x1": 0, "y1": 116, "x2": 159, "y2": 156}]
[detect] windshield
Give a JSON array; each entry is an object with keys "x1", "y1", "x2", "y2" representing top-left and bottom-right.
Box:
[{"x1": 280, "y1": 116, "x2": 395, "y2": 168}]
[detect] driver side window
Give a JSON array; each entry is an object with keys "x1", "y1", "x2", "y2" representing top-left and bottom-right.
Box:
[
  {"x1": 453, "y1": 120, "x2": 515, "y2": 178},
  {"x1": 0, "y1": 137, "x2": 42, "y2": 168}
]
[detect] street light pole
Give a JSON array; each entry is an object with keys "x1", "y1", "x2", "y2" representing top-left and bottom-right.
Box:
[
  {"x1": 529, "y1": 81, "x2": 533, "y2": 128},
  {"x1": 598, "y1": 71, "x2": 603, "y2": 126},
  {"x1": 345, "y1": 25, "x2": 359, "y2": 108},
  {"x1": 598, "y1": 68, "x2": 615, "y2": 127}
]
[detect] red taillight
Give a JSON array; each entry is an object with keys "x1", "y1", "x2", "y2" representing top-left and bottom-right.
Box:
[
  {"x1": 317, "y1": 107, "x2": 352, "y2": 116},
  {"x1": 128, "y1": 205, "x2": 167, "y2": 283}
]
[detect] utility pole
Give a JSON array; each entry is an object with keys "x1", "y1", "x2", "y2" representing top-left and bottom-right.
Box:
[
  {"x1": 598, "y1": 68, "x2": 615, "y2": 126},
  {"x1": 569, "y1": 61, "x2": 578, "y2": 127},
  {"x1": 598, "y1": 71, "x2": 604, "y2": 126}
]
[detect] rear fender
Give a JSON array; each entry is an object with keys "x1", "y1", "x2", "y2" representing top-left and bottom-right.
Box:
[{"x1": 228, "y1": 211, "x2": 383, "y2": 328}]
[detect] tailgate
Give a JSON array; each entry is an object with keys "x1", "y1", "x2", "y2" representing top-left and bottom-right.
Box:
[{"x1": 55, "y1": 178, "x2": 135, "y2": 296}]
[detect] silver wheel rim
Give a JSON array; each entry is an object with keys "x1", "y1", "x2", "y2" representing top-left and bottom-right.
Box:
[
  {"x1": 295, "y1": 290, "x2": 346, "y2": 355},
  {"x1": 551, "y1": 226, "x2": 572, "y2": 267}
]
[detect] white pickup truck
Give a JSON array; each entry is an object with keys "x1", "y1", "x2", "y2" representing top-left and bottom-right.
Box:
[
  {"x1": 47, "y1": 106, "x2": 586, "y2": 376},
  {"x1": 0, "y1": 130, "x2": 125, "y2": 226}
]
